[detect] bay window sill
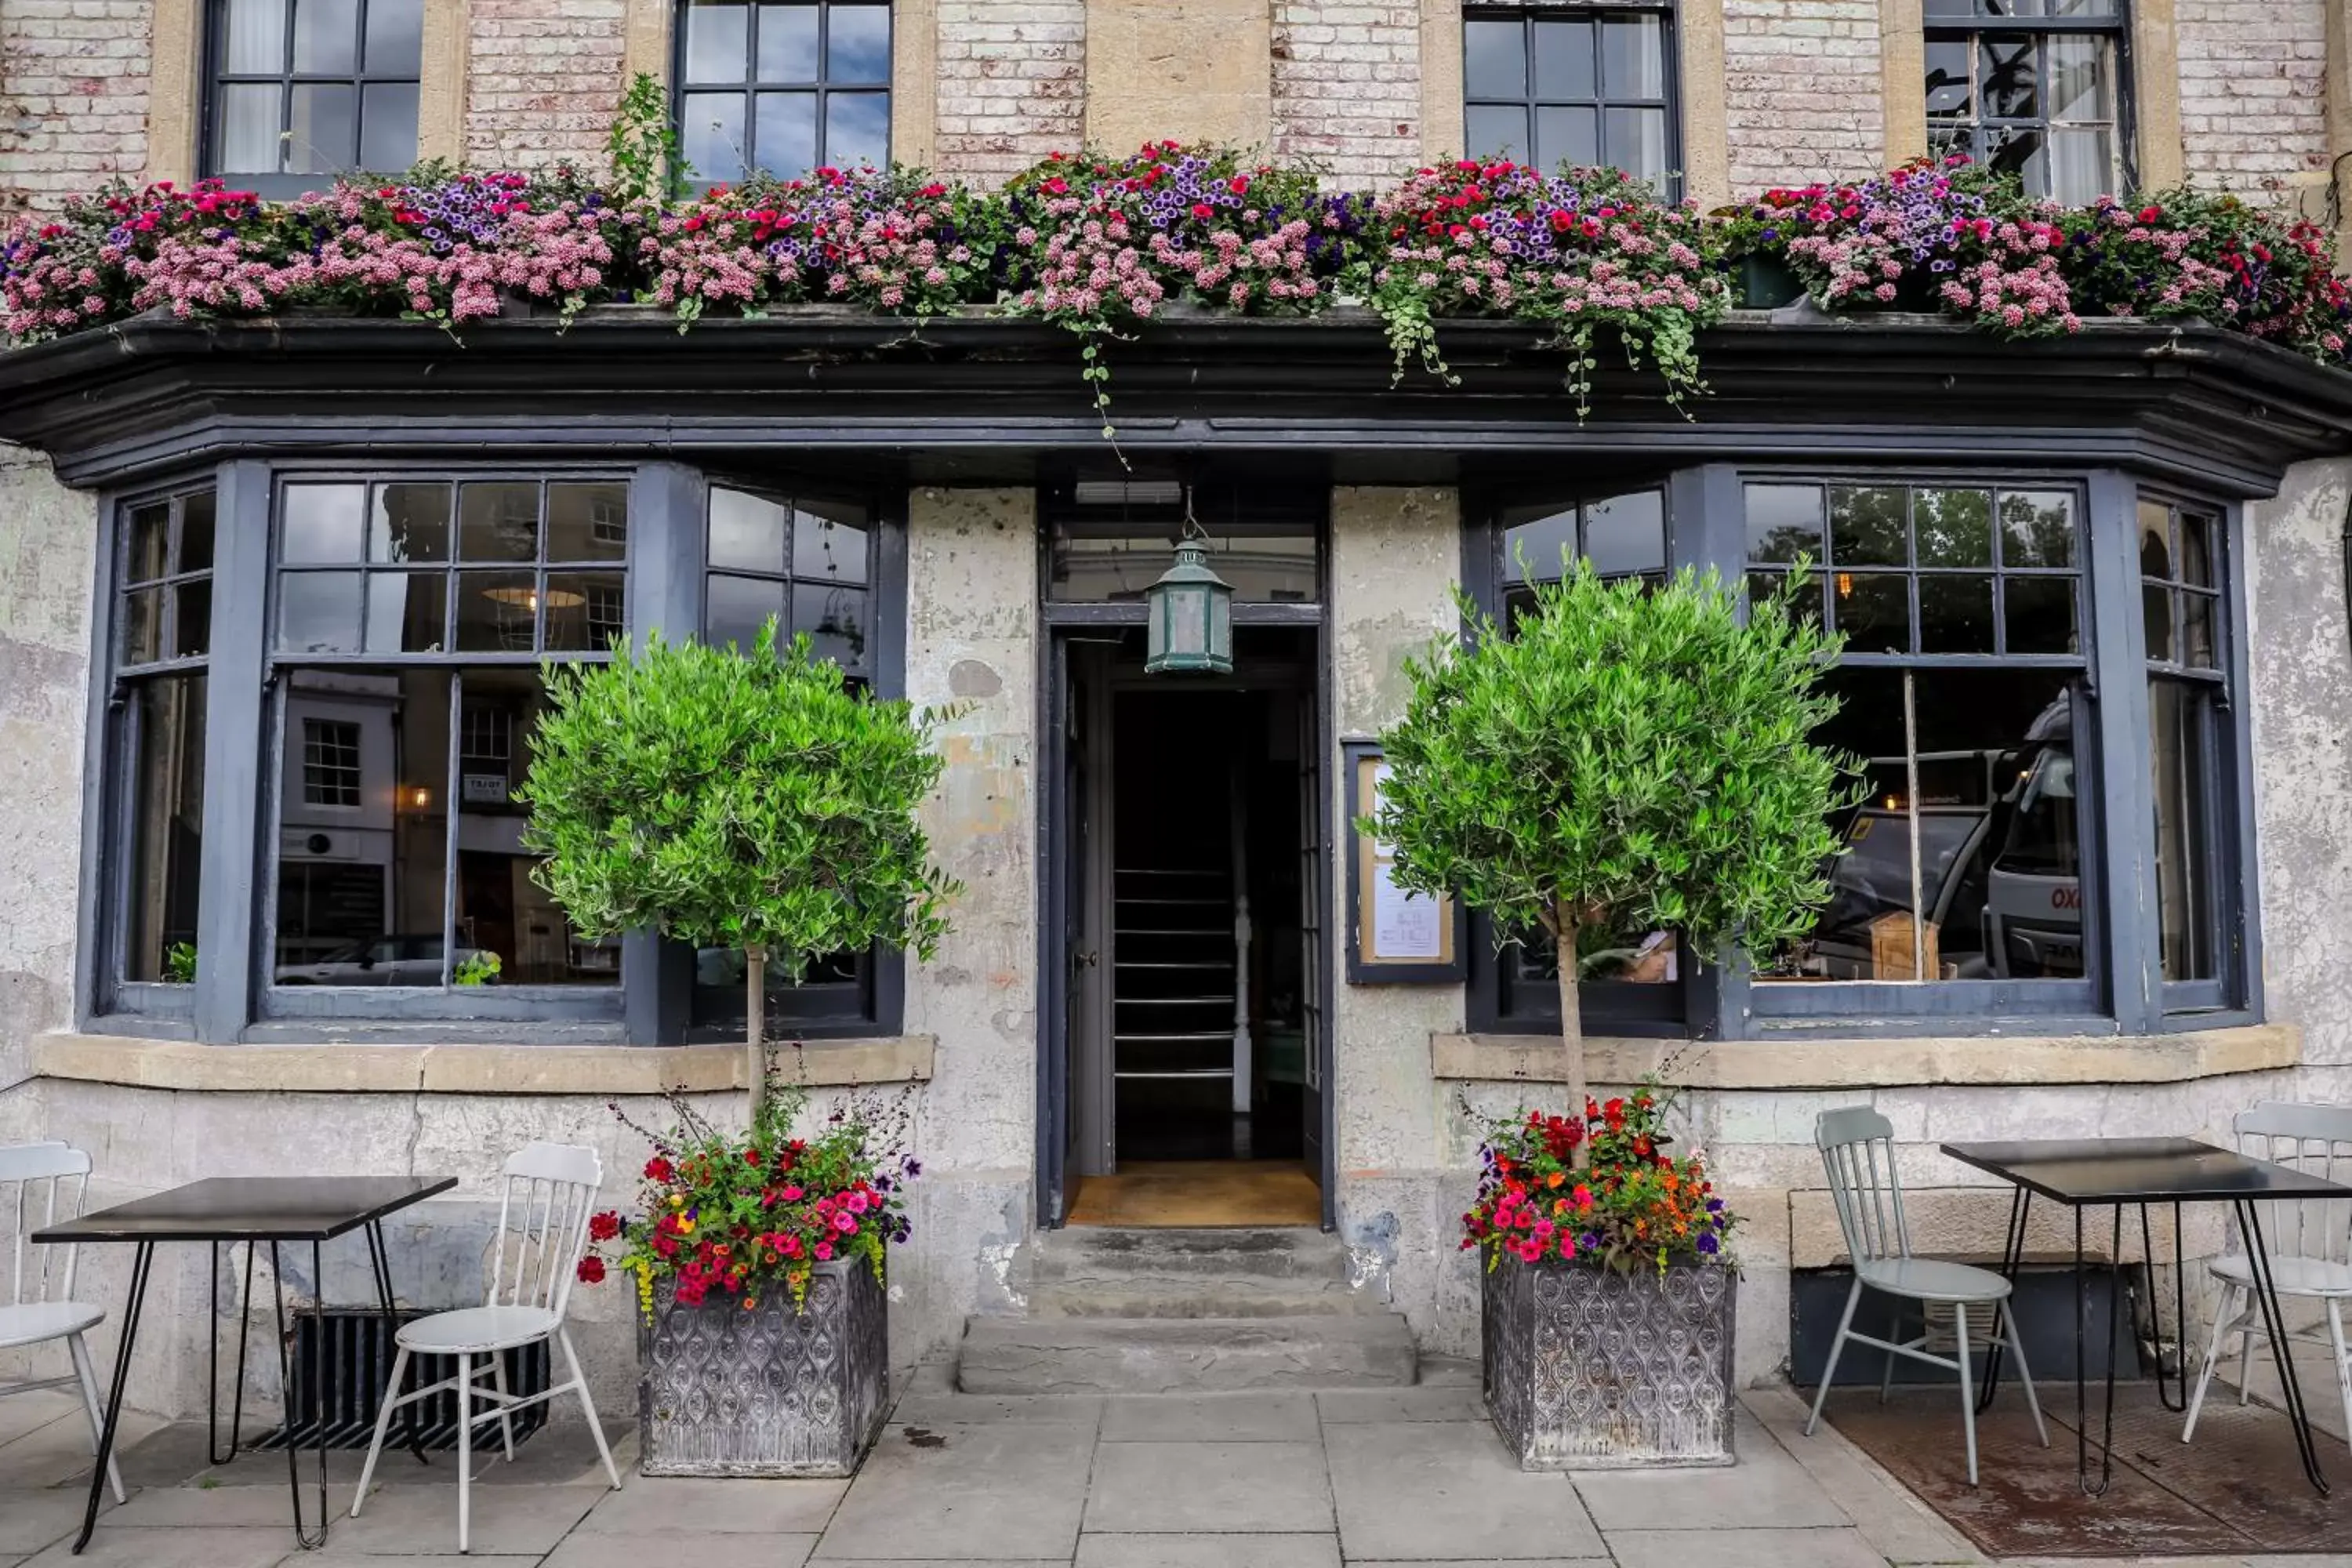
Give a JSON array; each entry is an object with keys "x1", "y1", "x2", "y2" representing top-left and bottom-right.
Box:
[
  {"x1": 32, "y1": 1030, "x2": 935, "y2": 1095},
  {"x1": 1430, "y1": 1023, "x2": 2299, "y2": 1090}
]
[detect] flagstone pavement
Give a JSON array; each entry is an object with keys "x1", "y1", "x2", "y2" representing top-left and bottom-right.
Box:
[{"x1": 2, "y1": 1363, "x2": 2345, "y2": 1568}]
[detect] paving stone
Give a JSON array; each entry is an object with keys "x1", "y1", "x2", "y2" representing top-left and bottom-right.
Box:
[
  {"x1": 107, "y1": 1480, "x2": 360, "y2": 1527},
  {"x1": 19, "y1": 1526, "x2": 292, "y2": 1568},
  {"x1": 1075, "y1": 1534, "x2": 1342, "y2": 1567},
  {"x1": 1417, "y1": 1356, "x2": 1481, "y2": 1387},
  {"x1": 1323, "y1": 1421, "x2": 1606, "y2": 1563},
  {"x1": 1083, "y1": 1441, "x2": 1332, "y2": 1534},
  {"x1": 576, "y1": 1473, "x2": 844, "y2": 1534},
  {"x1": 891, "y1": 1392, "x2": 1105, "y2": 1427},
  {"x1": 1741, "y1": 1388, "x2": 1982, "y2": 1564},
  {"x1": 816, "y1": 1421, "x2": 1094, "y2": 1559},
  {"x1": 0, "y1": 1487, "x2": 108, "y2": 1555},
  {"x1": 1099, "y1": 1392, "x2": 1319, "y2": 1443},
  {"x1": 0, "y1": 1392, "x2": 79, "y2": 1448},
  {"x1": 333, "y1": 1479, "x2": 602, "y2": 1555},
  {"x1": 1349, "y1": 1562, "x2": 1602, "y2": 1568},
  {"x1": 269, "y1": 1554, "x2": 540, "y2": 1566},
  {"x1": 1606, "y1": 1526, "x2": 1894, "y2": 1568},
  {"x1": 1572, "y1": 1412, "x2": 1846, "y2": 1530},
  {"x1": 0, "y1": 1408, "x2": 165, "y2": 1490},
  {"x1": 549, "y1": 1533, "x2": 818, "y2": 1568},
  {"x1": 1315, "y1": 1385, "x2": 1486, "y2": 1424}
]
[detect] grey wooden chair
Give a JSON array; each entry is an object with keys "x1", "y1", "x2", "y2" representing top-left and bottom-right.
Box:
[
  {"x1": 1804, "y1": 1106, "x2": 2049, "y2": 1484},
  {"x1": 0, "y1": 1142, "x2": 125, "y2": 1504}
]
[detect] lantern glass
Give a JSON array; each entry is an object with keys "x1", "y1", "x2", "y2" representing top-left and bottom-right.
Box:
[{"x1": 1145, "y1": 539, "x2": 1234, "y2": 674}]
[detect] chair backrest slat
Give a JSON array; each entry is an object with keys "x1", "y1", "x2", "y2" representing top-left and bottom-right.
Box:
[
  {"x1": 0, "y1": 1142, "x2": 93, "y2": 1308},
  {"x1": 2234, "y1": 1102, "x2": 2352, "y2": 1268},
  {"x1": 1817, "y1": 1106, "x2": 1907, "y2": 1266},
  {"x1": 485, "y1": 1142, "x2": 602, "y2": 1322}
]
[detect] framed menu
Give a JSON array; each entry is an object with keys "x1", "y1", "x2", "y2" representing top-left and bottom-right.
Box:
[{"x1": 1342, "y1": 740, "x2": 1465, "y2": 985}]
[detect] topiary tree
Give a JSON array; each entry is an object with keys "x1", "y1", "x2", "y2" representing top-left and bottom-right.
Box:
[
  {"x1": 518, "y1": 622, "x2": 960, "y2": 1121},
  {"x1": 1370, "y1": 561, "x2": 1851, "y2": 1164}
]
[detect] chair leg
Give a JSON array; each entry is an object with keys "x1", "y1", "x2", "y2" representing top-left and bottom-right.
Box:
[
  {"x1": 456, "y1": 1352, "x2": 472, "y2": 1555},
  {"x1": 1880, "y1": 1301, "x2": 1904, "y2": 1405},
  {"x1": 351, "y1": 1346, "x2": 409, "y2": 1516},
  {"x1": 2237, "y1": 1283, "x2": 2261, "y2": 1405},
  {"x1": 2183, "y1": 1284, "x2": 2238, "y2": 1443},
  {"x1": 65, "y1": 1332, "x2": 126, "y2": 1504},
  {"x1": 1955, "y1": 1301, "x2": 1979, "y2": 1487},
  {"x1": 1806, "y1": 1277, "x2": 1864, "y2": 1437},
  {"x1": 488, "y1": 1353, "x2": 517, "y2": 1461},
  {"x1": 2325, "y1": 1300, "x2": 2352, "y2": 1457},
  {"x1": 559, "y1": 1329, "x2": 622, "y2": 1490},
  {"x1": 1999, "y1": 1296, "x2": 2050, "y2": 1447}
]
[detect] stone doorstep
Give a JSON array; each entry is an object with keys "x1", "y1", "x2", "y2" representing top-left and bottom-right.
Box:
[{"x1": 956, "y1": 1314, "x2": 1421, "y2": 1396}]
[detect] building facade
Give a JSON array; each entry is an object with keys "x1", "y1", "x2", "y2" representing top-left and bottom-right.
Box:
[{"x1": 3, "y1": 0, "x2": 2352, "y2": 1418}]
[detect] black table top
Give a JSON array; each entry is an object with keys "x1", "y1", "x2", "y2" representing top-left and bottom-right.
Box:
[
  {"x1": 1940, "y1": 1138, "x2": 2352, "y2": 1206},
  {"x1": 33, "y1": 1176, "x2": 458, "y2": 1243}
]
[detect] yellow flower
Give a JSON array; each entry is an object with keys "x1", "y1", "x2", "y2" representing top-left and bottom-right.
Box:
[{"x1": 668, "y1": 1192, "x2": 685, "y2": 1209}]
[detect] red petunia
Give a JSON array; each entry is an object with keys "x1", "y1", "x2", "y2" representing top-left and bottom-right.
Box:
[
  {"x1": 588, "y1": 1210, "x2": 622, "y2": 1241},
  {"x1": 644, "y1": 1156, "x2": 673, "y2": 1183},
  {"x1": 575, "y1": 1256, "x2": 606, "y2": 1284},
  {"x1": 1192, "y1": 203, "x2": 1214, "y2": 220}
]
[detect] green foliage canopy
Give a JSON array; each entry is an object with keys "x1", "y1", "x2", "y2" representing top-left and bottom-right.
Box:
[
  {"x1": 517, "y1": 624, "x2": 960, "y2": 979},
  {"x1": 1372, "y1": 561, "x2": 1853, "y2": 966}
]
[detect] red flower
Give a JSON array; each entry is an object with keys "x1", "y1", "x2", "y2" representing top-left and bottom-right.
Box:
[
  {"x1": 644, "y1": 1156, "x2": 673, "y2": 1183},
  {"x1": 745, "y1": 1146, "x2": 762, "y2": 1167},
  {"x1": 575, "y1": 1256, "x2": 606, "y2": 1284},
  {"x1": 1191, "y1": 203, "x2": 1215, "y2": 220},
  {"x1": 920, "y1": 182, "x2": 947, "y2": 198},
  {"x1": 1229, "y1": 176, "x2": 1249, "y2": 196},
  {"x1": 2139, "y1": 204, "x2": 2164, "y2": 223},
  {"x1": 588, "y1": 1210, "x2": 622, "y2": 1241}
]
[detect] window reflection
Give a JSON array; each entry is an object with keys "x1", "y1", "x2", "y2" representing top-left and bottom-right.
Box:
[{"x1": 125, "y1": 675, "x2": 207, "y2": 983}]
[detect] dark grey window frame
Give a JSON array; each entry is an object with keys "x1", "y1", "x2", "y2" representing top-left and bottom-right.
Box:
[
  {"x1": 1923, "y1": 0, "x2": 2136, "y2": 202},
  {"x1": 1461, "y1": 3, "x2": 1683, "y2": 198},
  {"x1": 1461, "y1": 462, "x2": 2260, "y2": 1042},
  {"x1": 201, "y1": 0, "x2": 423, "y2": 200},
  {"x1": 671, "y1": 0, "x2": 893, "y2": 189}
]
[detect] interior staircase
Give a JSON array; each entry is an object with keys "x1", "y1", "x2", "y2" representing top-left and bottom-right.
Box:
[{"x1": 955, "y1": 1226, "x2": 1421, "y2": 1394}]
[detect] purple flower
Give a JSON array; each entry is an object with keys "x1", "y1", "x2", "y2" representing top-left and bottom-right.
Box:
[{"x1": 1697, "y1": 1232, "x2": 1720, "y2": 1255}]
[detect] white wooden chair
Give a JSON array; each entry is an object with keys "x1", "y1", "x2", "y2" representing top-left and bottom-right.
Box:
[
  {"x1": 2182, "y1": 1101, "x2": 2352, "y2": 1449},
  {"x1": 350, "y1": 1142, "x2": 620, "y2": 1551},
  {"x1": 1804, "y1": 1107, "x2": 2048, "y2": 1485},
  {"x1": 0, "y1": 1142, "x2": 125, "y2": 1503}
]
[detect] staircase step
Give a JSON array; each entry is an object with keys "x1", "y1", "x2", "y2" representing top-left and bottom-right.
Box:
[
  {"x1": 1029, "y1": 1225, "x2": 1383, "y2": 1317},
  {"x1": 956, "y1": 1314, "x2": 1420, "y2": 1395}
]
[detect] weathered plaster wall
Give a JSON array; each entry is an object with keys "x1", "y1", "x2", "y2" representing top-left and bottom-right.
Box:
[
  {"x1": 0, "y1": 447, "x2": 93, "y2": 1094},
  {"x1": 1326, "y1": 486, "x2": 1475, "y2": 1356}
]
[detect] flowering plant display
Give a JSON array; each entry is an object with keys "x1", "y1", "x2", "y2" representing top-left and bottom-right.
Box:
[
  {"x1": 589, "y1": 1075, "x2": 919, "y2": 1320},
  {"x1": 1462, "y1": 1088, "x2": 1734, "y2": 1276},
  {"x1": 2062, "y1": 187, "x2": 2351, "y2": 360},
  {"x1": 1353, "y1": 159, "x2": 1727, "y2": 412}
]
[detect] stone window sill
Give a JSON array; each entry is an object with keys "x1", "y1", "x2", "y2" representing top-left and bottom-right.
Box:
[
  {"x1": 1430, "y1": 1023, "x2": 2299, "y2": 1089},
  {"x1": 32, "y1": 1031, "x2": 935, "y2": 1095}
]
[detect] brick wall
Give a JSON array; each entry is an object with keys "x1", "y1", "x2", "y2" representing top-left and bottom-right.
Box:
[
  {"x1": 464, "y1": 0, "x2": 630, "y2": 170},
  {"x1": 933, "y1": 0, "x2": 1085, "y2": 185},
  {"x1": 0, "y1": 0, "x2": 153, "y2": 211},
  {"x1": 2175, "y1": 0, "x2": 2331, "y2": 196},
  {"x1": 1721, "y1": 0, "x2": 1882, "y2": 194},
  {"x1": 1270, "y1": 1, "x2": 1421, "y2": 187}
]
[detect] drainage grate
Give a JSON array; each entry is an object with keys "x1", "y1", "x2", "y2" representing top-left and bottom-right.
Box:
[{"x1": 255, "y1": 1309, "x2": 551, "y2": 1452}]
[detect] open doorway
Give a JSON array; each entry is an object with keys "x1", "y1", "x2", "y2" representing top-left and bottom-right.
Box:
[{"x1": 1045, "y1": 625, "x2": 1330, "y2": 1228}]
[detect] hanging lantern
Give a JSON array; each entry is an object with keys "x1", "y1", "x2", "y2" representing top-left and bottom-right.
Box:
[{"x1": 1145, "y1": 506, "x2": 1233, "y2": 675}]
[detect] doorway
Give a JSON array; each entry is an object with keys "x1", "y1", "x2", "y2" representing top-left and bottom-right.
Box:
[{"x1": 1044, "y1": 625, "x2": 1330, "y2": 1228}]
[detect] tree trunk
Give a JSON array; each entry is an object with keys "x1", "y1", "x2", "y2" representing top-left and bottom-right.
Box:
[
  {"x1": 746, "y1": 942, "x2": 768, "y2": 1126},
  {"x1": 1553, "y1": 895, "x2": 1589, "y2": 1171}
]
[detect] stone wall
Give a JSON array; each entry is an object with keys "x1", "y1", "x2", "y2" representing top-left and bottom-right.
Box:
[
  {"x1": 462, "y1": 0, "x2": 632, "y2": 169},
  {"x1": 1269, "y1": 1, "x2": 1424, "y2": 187},
  {"x1": 2175, "y1": 0, "x2": 2333, "y2": 198},
  {"x1": 933, "y1": 0, "x2": 1087, "y2": 185},
  {"x1": 0, "y1": 0, "x2": 153, "y2": 210},
  {"x1": 1721, "y1": 0, "x2": 1884, "y2": 193}
]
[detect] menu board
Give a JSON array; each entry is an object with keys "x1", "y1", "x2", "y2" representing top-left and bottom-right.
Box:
[{"x1": 1344, "y1": 742, "x2": 1464, "y2": 984}]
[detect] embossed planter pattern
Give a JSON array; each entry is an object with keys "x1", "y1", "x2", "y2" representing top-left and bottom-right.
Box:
[
  {"x1": 1482, "y1": 1257, "x2": 1737, "y2": 1469},
  {"x1": 639, "y1": 1257, "x2": 889, "y2": 1477}
]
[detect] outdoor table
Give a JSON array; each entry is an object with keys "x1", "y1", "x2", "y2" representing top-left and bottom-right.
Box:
[
  {"x1": 1940, "y1": 1136, "x2": 2348, "y2": 1498},
  {"x1": 34, "y1": 1174, "x2": 456, "y2": 1555}
]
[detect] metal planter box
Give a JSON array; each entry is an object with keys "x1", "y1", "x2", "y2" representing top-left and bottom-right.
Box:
[
  {"x1": 639, "y1": 1257, "x2": 889, "y2": 1477},
  {"x1": 1482, "y1": 1257, "x2": 1737, "y2": 1469}
]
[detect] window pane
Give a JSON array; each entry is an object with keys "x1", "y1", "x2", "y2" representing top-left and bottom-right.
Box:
[
  {"x1": 2046, "y1": 125, "x2": 2114, "y2": 205},
  {"x1": 2048, "y1": 34, "x2": 2113, "y2": 120},
  {"x1": 274, "y1": 668, "x2": 449, "y2": 985},
  {"x1": 124, "y1": 674, "x2": 207, "y2": 982},
  {"x1": 458, "y1": 482, "x2": 540, "y2": 561},
  {"x1": 456, "y1": 668, "x2": 613, "y2": 984},
  {"x1": 542, "y1": 570, "x2": 627, "y2": 652},
  {"x1": 455, "y1": 572, "x2": 540, "y2": 652},
  {"x1": 1536, "y1": 106, "x2": 1599, "y2": 171},
  {"x1": 1985, "y1": 123, "x2": 2045, "y2": 192},
  {"x1": 370, "y1": 482, "x2": 452, "y2": 562},
  {"x1": 1464, "y1": 18, "x2": 1527, "y2": 99},
  {"x1": 1998, "y1": 490, "x2": 2074, "y2": 568},
  {"x1": 706, "y1": 572, "x2": 786, "y2": 651},
  {"x1": 1600, "y1": 14, "x2": 1665, "y2": 97},
  {"x1": 2182, "y1": 590, "x2": 2217, "y2": 670},
  {"x1": 1979, "y1": 35, "x2": 2037, "y2": 118},
  {"x1": 796, "y1": 580, "x2": 868, "y2": 670},
  {"x1": 2149, "y1": 678, "x2": 2219, "y2": 981},
  {"x1": 1924, "y1": 38, "x2": 1972, "y2": 117},
  {"x1": 293, "y1": 0, "x2": 358, "y2": 72},
  {"x1": 2138, "y1": 499, "x2": 2174, "y2": 577},
  {"x1": 286, "y1": 83, "x2": 358, "y2": 171},
  {"x1": 303, "y1": 716, "x2": 364, "y2": 806},
  {"x1": 1584, "y1": 490, "x2": 1666, "y2": 579},
  {"x1": 365, "y1": 0, "x2": 423, "y2": 73},
  {"x1": 1835, "y1": 572, "x2": 1911, "y2": 653},
  {"x1": 127, "y1": 504, "x2": 172, "y2": 583},
  {"x1": 283, "y1": 484, "x2": 367, "y2": 562},
  {"x1": 364, "y1": 572, "x2": 448, "y2": 653},
  {"x1": 755, "y1": 91, "x2": 818, "y2": 175},
  {"x1": 710, "y1": 486, "x2": 789, "y2": 572},
  {"x1": 1601, "y1": 107, "x2": 1666, "y2": 183},
  {"x1": 1747, "y1": 483, "x2": 1824, "y2": 564},
  {"x1": 218, "y1": 83, "x2": 285, "y2": 174},
  {"x1": 223, "y1": 0, "x2": 288, "y2": 73},
  {"x1": 1502, "y1": 506, "x2": 1577, "y2": 582},
  {"x1": 2180, "y1": 510, "x2": 2213, "y2": 587},
  {"x1": 1465, "y1": 103, "x2": 1530, "y2": 162},
  {"x1": 682, "y1": 91, "x2": 748, "y2": 185},
  {"x1": 359, "y1": 82, "x2": 419, "y2": 170},
  {"x1": 2004, "y1": 575, "x2": 2078, "y2": 654},
  {"x1": 1531, "y1": 19, "x2": 1595, "y2": 99},
  {"x1": 822, "y1": 91, "x2": 887, "y2": 170},
  {"x1": 1918, "y1": 574, "x2": 1994, "y2": 652},
  {"x1": 1048, "y1": 530, "x2": 1318, "y2": 604},
  {"x1": 1830, "y1": 485, "x2": 1907, "y2": 567},
  {"x1": 174, "y1": 581, "x2": 213, "y2": 659},
  {"x1": 757, "y1": 2, "x2": 819, "y2": 78},
  {"x1": 2143, "y1": 583, "x2": 2173, "y2": 662},
  {"x1": 1756, "y1": 666, "x2": 1911, "y2": 978},
  {"x1": 684, "y1": 0, "x2": 752, "y2": 82},
  {"x1": 181, "y1": 492, "x2": 217, "y2": 572},
  {"x1": 123, "y1": 586, "x2": 165, "y2": 666},
  {"x1": 696, "y1": 943, "x2": 865, "y2": 1029},
  {"x1": 793, "y1": 505, "x2": 869, "y2": 583},
  {"x1": 826, "y1": 3, "x2": 891, "y2": 83},
  {"x1": 278, "y1": 572, "x2": 365, "y2": 652},
  {"x1": 1913, "y1": 488, "x2": 1991, "y2": 567},
  {"x1": 1748, "y1": 568, "x2": 1824, "y2": 626},
  {"x1": 546, "y1": 482, "x2": 630, "y2": 562}
]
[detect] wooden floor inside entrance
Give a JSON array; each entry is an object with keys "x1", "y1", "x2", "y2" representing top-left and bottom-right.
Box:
[{"x1": 1065, "y1": 1160, "x2": 1322, "y2": 1227}]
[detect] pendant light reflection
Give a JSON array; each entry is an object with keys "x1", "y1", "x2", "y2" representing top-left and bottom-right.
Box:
[{"x1": 1144, "y1": 488, "x2": 1234, "y2": 675}]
